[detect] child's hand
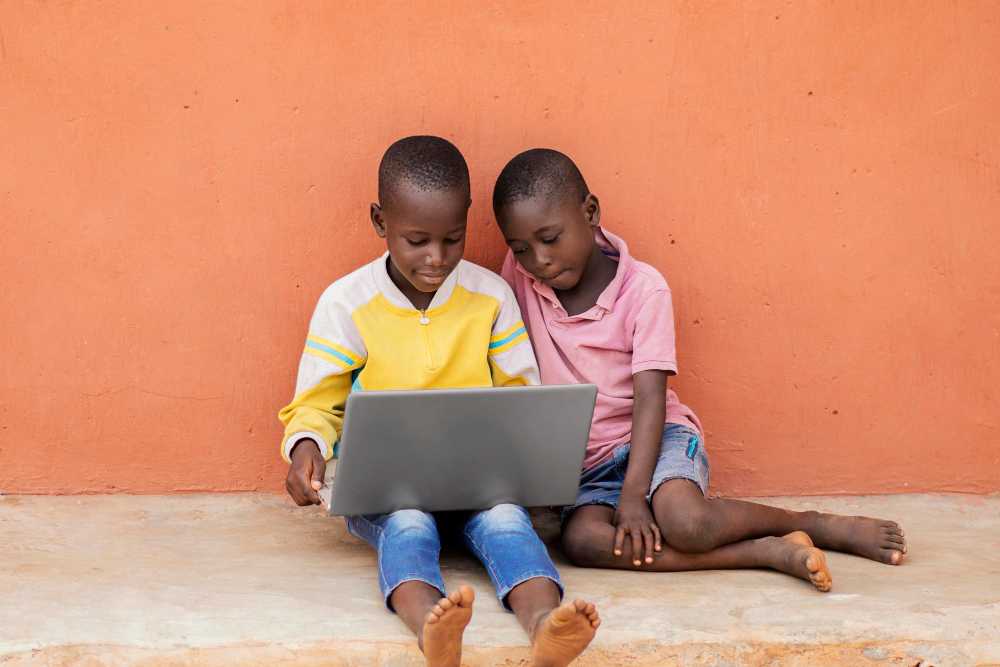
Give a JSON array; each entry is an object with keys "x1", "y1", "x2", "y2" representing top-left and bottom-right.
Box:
[
  {"x1": 613, "y1": 495, "x2": 662, "y2": 567},
  {"x1": 285, "y1": 439, "x2": 326, "y2": 506}
]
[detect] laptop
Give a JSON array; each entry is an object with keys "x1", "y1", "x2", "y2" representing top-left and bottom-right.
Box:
[{"x1": 325, "y1": 384, "x2": 597, "y2": 516}]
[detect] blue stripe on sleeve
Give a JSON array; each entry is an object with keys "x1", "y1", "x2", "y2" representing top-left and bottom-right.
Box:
[
  {"x1": 305, "y1": 339, "x2": 356, "y2": 367},
  {"x1": 489, "y1": 326, "x2": 527, "y2": 349}
]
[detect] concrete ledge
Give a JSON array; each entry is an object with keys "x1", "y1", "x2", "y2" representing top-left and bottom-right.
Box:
[{"x1": 2, "y1": 494, "x2": 998, "y2": 666}]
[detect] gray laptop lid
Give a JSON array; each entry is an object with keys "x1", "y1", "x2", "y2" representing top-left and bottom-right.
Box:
[{"x1": 328, "y1": 384, "x2": 596, "y2": 516}]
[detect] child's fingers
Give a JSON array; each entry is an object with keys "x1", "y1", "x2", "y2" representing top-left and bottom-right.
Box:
[
  {"x1": 285, "y1": 475, "x2": 310, "y2": 506},
  {"x1": 630, "y1": 527, "x2": 642, "y2": 566},
  {"x1": 651, "y1": 522, "x2": 663, "y2": 551},
  {"x1": 613, "y1": 526, "x2": 626, "y2": 557},
  {"x1": 310, "y1": 457, "x2": 326, "y2": 491},
  {"x1": 303, "y1": 475, "x2": 321, "y2": 504},
  {"x1": 291, "y1": 466, "x2": 319, "y2": 505},
  {"x1": 641, "y1": 526, "x2": 655, "y2": 564}
]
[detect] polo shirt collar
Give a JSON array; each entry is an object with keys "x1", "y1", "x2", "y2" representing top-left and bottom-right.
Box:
[
  {"x1": 594, "y1": 228, "x2": 631, "y2": 312},
  {"x1": 513, "y1": 227, "x2": 633, "y2": 317}
]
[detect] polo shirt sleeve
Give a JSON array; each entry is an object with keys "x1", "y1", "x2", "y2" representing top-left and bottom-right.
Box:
[{"x1": 631, "y1": 288, "x2": 679, "y2": 376}]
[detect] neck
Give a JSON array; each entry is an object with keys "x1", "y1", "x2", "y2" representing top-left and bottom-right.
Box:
[
  {"x1": 386, "y1": 256, "x2": 434, "y2": 310},
  {"x1": 555, "y1": 243, "x2": 617, "y2": 313}
]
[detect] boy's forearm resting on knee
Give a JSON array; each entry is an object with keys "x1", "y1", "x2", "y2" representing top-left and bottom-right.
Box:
[{"x1": 621, "y1": 370, "x2": 668, "y2": 498}]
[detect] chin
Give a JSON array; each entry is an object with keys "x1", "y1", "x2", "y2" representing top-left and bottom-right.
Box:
[
  {"x1": 411, "y1": 271, "x2": 452, "y2": 292},
  {"x1": 548, "y1": 273, "x2": 580, "y2": 291}
]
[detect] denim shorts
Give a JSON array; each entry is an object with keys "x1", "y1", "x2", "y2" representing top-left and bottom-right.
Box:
[{"x1": 563, "y1": 423, "x2": 710, "y2": 521}]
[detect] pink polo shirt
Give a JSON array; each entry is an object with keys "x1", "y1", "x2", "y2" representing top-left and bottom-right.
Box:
[{"x1": 502, "y1": 228, "x2": 702, "y2": 471}]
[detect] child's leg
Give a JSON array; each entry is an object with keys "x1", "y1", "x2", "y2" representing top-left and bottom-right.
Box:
[
  {"x1": 639, "y1": 425, "x2": 905, "y2": 564},
  {"x1": 562, "y1": 505, "x2": 832, "y2": 591},
  {"x1": 650, "y1": 479, "x2": 906, "y2": 564},
  {"x1": 347, "y1": 510, "x2": 473, "y2": 667},
  {"x1": 463, "y1": 504, "x2": 600, "y2": 667}
]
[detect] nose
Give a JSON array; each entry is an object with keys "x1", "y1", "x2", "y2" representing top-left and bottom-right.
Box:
[
  {"x1": 533, "y1": 246, "x2": 553, "y2": 267},
  {"x1": 425, "y1": 243, "x2": 445, "y2": 268}
]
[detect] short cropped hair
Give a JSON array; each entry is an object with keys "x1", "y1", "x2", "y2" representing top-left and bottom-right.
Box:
[
  {"x1": 378, "y1": 136, "x2": 470, "y2": 205},
  {"x1": 492, "y1": 148, "x2": 590, "y2": 215}
]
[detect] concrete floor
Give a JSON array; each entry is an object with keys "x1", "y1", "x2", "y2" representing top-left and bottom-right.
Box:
[{"x1": 1, "y1": 493, "x2": 998, "y2": 666}]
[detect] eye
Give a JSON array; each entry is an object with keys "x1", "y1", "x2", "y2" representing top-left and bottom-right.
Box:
[
  {"x1": 510, "y1": 244, "x2": 527, "y2": 255},
  {"x1": 541, "y1": 233, "x2": 561, "y2": 244},
  {"x1": 444, "y1": 235, "x2": 464, "y2": 245},
  {"x1": 405, "y1": 238, "x2": 428, "y2": 246}
]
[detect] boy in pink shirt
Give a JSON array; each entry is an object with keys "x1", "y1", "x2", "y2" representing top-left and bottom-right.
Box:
[{"x1": 494, "y1": 149, "x2": 906, "y2": 590}]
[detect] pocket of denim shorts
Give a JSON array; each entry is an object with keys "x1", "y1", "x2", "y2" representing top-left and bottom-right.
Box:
[{"x1": 685, "y1": 434, "x2": 699, "y2": 461}]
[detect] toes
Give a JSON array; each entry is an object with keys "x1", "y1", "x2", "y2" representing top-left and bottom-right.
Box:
[
  {"x1": 809, "y1": 571, "x2": 831, "y2": 592},
  {"x1": 883, "y1": 532, "x2": 906, "y2": 545},
  {"x1": 880, "y1": 547, "x2": 903, "y2": 565},
  {"x1": 447, "y1": 589, "x2": 463, "y2": 605},
  {"x1": 438, "y1": 597, "x2": 454, "y2": 611},
  {"x1": 425, "y1": 610, "x2": 440, "y2": 624},
  {"x1": 573, "y1": 599, "x2": 588, "y2": 613},
  {"x1": 457, "y1": 585, "x2": 475, "y2": 606},
  {"x1": 882, "y1": 523, "x2": 904, "y2": 537}
]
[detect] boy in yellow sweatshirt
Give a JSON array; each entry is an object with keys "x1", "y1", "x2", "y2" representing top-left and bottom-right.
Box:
[{"x1": 279, "y1": 137, "x2": 599, "y2": 667}]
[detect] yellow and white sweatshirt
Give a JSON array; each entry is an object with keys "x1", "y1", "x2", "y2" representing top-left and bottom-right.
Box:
[{"x1": 278, "y1": 253, "x2": 540, "y2": 462}]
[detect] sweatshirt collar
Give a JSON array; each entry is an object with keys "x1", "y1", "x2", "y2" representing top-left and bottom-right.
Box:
[{"x1": 372, "y1": 252, "x2": 460, "y2": 312}]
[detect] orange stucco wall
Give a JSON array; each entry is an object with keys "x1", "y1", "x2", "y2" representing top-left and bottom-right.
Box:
[{"x1": 1, "y1": 2, "x2": 998, "y2": 495}]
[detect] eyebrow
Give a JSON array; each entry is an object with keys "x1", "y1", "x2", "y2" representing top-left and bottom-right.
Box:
[
  {"x1": 504, "y1": 224, "x2": 560, "y2": 243},
  {"x1": 402, "y1": 226, "x2": 466, "y2": 237}
]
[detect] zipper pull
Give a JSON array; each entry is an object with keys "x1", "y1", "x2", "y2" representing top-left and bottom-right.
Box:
[{"x1": 418, "y1": 309, "x2": 430, "y2": 325}]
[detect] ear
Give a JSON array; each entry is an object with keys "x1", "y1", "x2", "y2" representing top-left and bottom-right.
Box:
[
  {"x1": 582, "y1": 193, "x2": 601, "y2": 228},
  {"x1": 370, "y1": 203, "x2": 387, "y2": 238}
]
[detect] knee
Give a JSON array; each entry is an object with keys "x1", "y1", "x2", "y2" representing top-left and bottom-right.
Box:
[
  {"x1": 473, "y1": 503, "x2": 531, "y2": 533},
  {"x1": 384, "y1": 509, "x2": 436, "y2": 540},
  {"x1": 657, "y1": 503, "x2": 719, "y2": 553},
  {"x1": 561, "y1": 524, "x2": 606, "y2": 567}
]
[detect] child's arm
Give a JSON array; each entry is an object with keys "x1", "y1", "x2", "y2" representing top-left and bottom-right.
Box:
[
  {"x1": 614, "y1": 370, "x2": 666, "y2": 566},
  {"x1": 487, "y1": 280, "x2": 540, "y2": 386},
  {"x1": 614, "y1": 285, "x2": 680, "y2": 565},
  {"x1": 278, "y1": 287, "x2": 367, "y2": 505}
]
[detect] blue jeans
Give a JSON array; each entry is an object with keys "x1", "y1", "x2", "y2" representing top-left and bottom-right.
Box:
[{"x1": 346, "y1": 503, "x2": 563, "y2": 611}]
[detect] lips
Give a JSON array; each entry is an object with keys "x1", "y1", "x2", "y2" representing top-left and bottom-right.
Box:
[{"x1": 540, "y1": 269, "x2": 567, "y2": 281}]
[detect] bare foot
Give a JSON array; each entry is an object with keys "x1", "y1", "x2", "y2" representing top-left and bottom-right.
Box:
[
  {"x1": 757, "y1": 532, "x2": 833, "y2": 592},
  {"x1": 530, "y1": 599, "x2": 600, "y2": 667},
  {"x1": 809, "y1": 513, "x2": 907, "y2": 565},
  {"x1": 782, "y1": 530, "x2": 815, "y2": 548},
  {"x1": 422, "y1": 585, "x2": 474, "y2": 667}
]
